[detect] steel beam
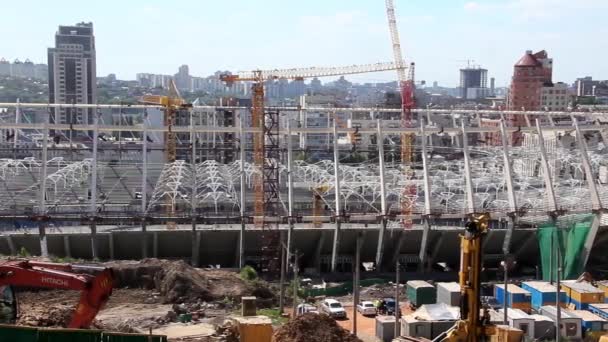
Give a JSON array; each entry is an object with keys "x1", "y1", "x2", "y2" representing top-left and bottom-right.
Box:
[
  {"x1": 535, "y1": 119, "x2": 558, "y2": 213},
  {"x1": 500, "y1": 119, "x2": 518, "y2": 254},
  {"x1": 141, "y1": 112, "x2": 149, "y2": 258},
  {"x1": 461, "y1": 121, "x2": 475, "y2": 215},
  {"x1": 331, "y1": 122, "x2": 342, "y2": 272},
  {"x1": 375, "y1": 119, "x2": 388, "y2": 268}
]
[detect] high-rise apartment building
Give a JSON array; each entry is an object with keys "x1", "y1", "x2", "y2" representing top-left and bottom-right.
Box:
[
  {"x1": 174, "y1": 64, "x2": 191, "y2": 91},
  {"x1": 459, "y1": 67, "x2": 488, "y2": 99},
  {"x1": 48, "y1": 22, "x2": 97, "y2": 127}
]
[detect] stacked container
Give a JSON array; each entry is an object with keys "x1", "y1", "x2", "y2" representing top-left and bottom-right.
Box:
[
  {"x1": 521, "y1": 281, "x2": 567, "y2": 310},
  {"x1": 560, "y1": 281, "x2": 605, "y2": 310},
  {"x1": 569, "y1": 309, "x2": 608, "y2": 333},
  {"x1": 436, "y1": 282, "x2": 460, "y2": 307},
  {"x1": 596, "y1": 280, "x2": 608, "y2": 303},
  {"x1": 499, "y1": 308, "x2": 535, "y2": 340},
  {"x1": 589, "y1": 303, "x2": 608, "y2": 320},
  {"x1": 494, "y1": 284, "x2": 532, "y2": 313},
  {"x1": 540, "y1": 305, "x2": 582, "y2": 340},
  {"x1": 407, "y1": 280, "x2": 436, "y2": 307},
  {"x1": 529, "y1": 314, "x2": 556, "y2": 340}
]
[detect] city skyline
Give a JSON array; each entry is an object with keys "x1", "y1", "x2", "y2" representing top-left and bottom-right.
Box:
[{"x1": 1, "y1": 0, "x2": 607, "y2": 87}]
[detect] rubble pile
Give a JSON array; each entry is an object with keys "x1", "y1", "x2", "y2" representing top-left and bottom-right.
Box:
[
  {"x1": 273, "y1": 313, "x2": 362, "y2": 342},
  {"x1": 109, "y1": 259, "x2": 274, "y2": 304}
]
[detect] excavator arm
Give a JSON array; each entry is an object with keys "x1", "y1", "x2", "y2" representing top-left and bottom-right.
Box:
[{"x1": 0, "y1": 260, "x2": 113, "y2": 329}]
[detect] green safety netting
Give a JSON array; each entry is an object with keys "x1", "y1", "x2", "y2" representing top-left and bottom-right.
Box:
[{"x1": 537, "y1": 215, "x2": 594, "y2": 280}]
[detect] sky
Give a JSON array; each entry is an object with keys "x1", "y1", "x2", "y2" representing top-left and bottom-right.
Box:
[{"x1": 1, "y1": 0, "x2": 607, "y2": 87}]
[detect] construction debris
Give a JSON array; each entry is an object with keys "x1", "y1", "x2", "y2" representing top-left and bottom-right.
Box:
[{"x1": 273, "y1": 313, "x2": 362, "y2": 342}]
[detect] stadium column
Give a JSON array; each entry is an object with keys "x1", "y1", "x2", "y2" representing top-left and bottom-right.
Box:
[
  {"x1": 330, "y1": 121, "x2": 342, "y2": 272},
  {"x1": 572, "y1": 116, "x2": 603, "y2": 268},
  {"x1": 499, "y1": 118, "x2": 518, "y2": 255},
  {"x1": 419, "y1": 121, "x2": 433, "y2": 271},
  {"x1": 37, "y1": 106, "x2": 50, "y2": 258},
  {"x1": 90, "y1": 109, "x2": 100, "y2": 260},
  {"x1": 141, "y1": 111, "x2": 149, "y2": 259},
  {"x1": 375, "y1": 119, "x2": 388, "y2": 270}
]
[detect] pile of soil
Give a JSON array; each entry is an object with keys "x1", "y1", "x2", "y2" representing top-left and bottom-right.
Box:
[
  {"x1": 109, "y1": 259, "x2": 274, "y2": 304},
  {"x1": 16, "y1": 290, "x2": 77, "y2": 327},
  {"x1": 273, "y1": 313, "x2": 362, "y2": 342}
]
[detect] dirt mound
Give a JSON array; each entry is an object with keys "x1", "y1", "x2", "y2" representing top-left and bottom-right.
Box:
[
  {"x1": 273, "y1": 313, "x2": 362, "y2": 342},
  {"x1": 109, "y1": 259, "x2": 274, "y2": 304},
  {"x1": 17, "y1": 302, "x2": 74, "y2": 327}
]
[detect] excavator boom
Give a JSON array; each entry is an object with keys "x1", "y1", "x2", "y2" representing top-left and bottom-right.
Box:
[{"x1": 0, "y1": 260, "x2": 114, "y2": 329}]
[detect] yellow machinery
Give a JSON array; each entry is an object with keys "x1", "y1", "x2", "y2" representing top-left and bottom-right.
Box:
[
  {"x1": 444, "y1": 213, "x2": 523, "y2": 342},
  {"x1": 140, "y1": 80, "x2": 192, "y2": 229}
]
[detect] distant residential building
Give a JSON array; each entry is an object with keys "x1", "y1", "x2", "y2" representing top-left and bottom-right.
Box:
[
  {"x1": 48, "y1": 22, "x2": 97, "y2": 127},
  {"x1": 0, "y1": 58, "x2": 47, "y2": 80},
  {"x1": 541, "y1": 82, "x2": 570, "y2": 111},
  {"x1": 459, "y1": 67, "x2": 488, "y2": 99},
  {"x1": 174, "y1": 64, "x2": 191, "y2": 91}
]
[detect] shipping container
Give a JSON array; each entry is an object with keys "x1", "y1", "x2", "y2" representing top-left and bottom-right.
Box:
[
  {"x1": 529, "y1": 314, "x2": 556, "y2": 341},
  {"x1": 499, "y1": 308, "x2": 535, "y2": 339},
  {"x1": 589, "y1": 303, "x2": 608, "y2": 320},
  {"x1": 569, "y1": 309, "x2": 608, "y2": 332},
  {"x1": 494, "y1": 284, "x2": 532, "y2": 313},
  {"x1": 561, "y1": 281, "x2": 604, "y2": 309},
  {"x1": 539, "y1": 305, "x2": 582, "y2": 340},
  {"x1": 407, "y1": 280, "x2": 436, "y2": 307},
  {"x1": 375, "y1": 315, "x2": 396, "y2": 342},
  {"x1": 597, "y1": 281, "x2": 608, "y2": 303},
  {"x1": 436, "y1": 282, "x2": 460, "y2": 307},
  {"x1": 521, "y1": 281, "x2": 567, "y2": 310}
]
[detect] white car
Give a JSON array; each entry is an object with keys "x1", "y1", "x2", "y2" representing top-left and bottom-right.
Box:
[
  {"x1": 296, "y1": 303, "x2": 319, "y2": 316},
  {"x1": 357, "y1": 301, "x2": 377, "y2": 316},
  {"x1": 320, "y1": 299, "x2": 347, "y2": 319}
]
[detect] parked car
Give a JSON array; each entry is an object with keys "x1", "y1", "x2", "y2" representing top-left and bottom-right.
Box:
[
  {"x1": 296, "y1": 303, "x2": 319, "y2": 316},
  {"x1": 357, "y1": 301, "x2": 377, "y2": 316},
  {"x1": 378, "y1": 297, "x2": 401, "y2": 316},
  {"x1": 320, "y1": 299, "x2": 347, "y2": 319}
]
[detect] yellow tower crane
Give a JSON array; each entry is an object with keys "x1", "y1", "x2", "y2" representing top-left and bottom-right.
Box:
[
  {"x1": 139, "y1": 80, "x2": 193, "y2": 229},
  {"x1": 221, "y1": 62, "x2": 405, "y2": 225}
]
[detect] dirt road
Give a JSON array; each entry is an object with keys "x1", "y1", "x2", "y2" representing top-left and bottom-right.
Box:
[{"x1": 336, "y1": 304, "x2": 413, "y2": 342}]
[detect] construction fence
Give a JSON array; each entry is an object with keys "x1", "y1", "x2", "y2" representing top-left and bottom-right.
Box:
[
  {"x1": 0, "y1": 325, "x2": 167, "y2": 342},
  {"x1": 537, "y1": 214, "x2": 594, "y2": 281}
]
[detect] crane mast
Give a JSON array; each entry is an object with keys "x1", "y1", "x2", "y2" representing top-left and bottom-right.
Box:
[{"x1": 385, "y1": 0, "x2": 417, "y2": 225}]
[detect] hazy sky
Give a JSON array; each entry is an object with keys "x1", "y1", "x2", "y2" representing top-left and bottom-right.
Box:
[{"x1": 1, "y1": 0, "x2": 607, "y2": 87}]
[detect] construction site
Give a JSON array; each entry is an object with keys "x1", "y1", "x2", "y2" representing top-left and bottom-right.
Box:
[{"x1": 1, "y1": 1, "x2": 608, "y2": 342}]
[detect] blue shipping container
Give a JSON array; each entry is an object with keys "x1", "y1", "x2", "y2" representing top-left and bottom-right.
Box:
[
  {"x1": 521, "y1": 281, "x2": 567, "y2": 310},
  {"x1": 588, "y1": 303, "x2": 608, "y2": 320},
  {"x1": 495, "y1": 284, "x2": 531, "y2": 306}
]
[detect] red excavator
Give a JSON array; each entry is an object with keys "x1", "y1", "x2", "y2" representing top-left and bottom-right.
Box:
[{"x1": 0, "y1": 259, "x2": 113, "y2": 329}]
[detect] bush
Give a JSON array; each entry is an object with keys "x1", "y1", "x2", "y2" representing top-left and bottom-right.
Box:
[
  {"x1": 240, "y1": 265, "x2": 258, "y2": 281},
  {"x1": 18, "y1": 247, "x2": 30, "y2": 257}
]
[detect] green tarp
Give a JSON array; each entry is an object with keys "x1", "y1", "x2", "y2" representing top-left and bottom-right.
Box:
[{"x1": 537, "y1": 215, "x2": 593, "y2": 280}]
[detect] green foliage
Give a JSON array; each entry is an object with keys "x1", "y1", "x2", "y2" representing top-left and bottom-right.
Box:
[
  {"x1": 258, "y1": 308, "x2": 288, "y2": 325},
  {"x1": 18, "y1": 247, "x2": 30, "y2": 258},
  {"x1": 239, "y1": 265, "x2": 258, "y2": 281},
  {"x1": 285, "y1": 280, "x2": 306, "y2": 300}
]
